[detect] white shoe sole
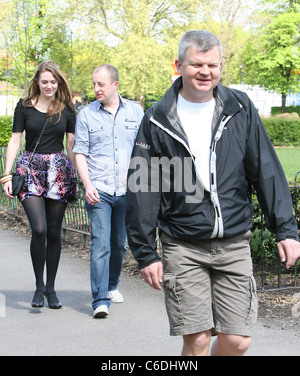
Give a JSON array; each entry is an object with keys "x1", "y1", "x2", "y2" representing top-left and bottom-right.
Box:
[{"x1": 93, "y1": 305, "x2": 109, "y2": 318}]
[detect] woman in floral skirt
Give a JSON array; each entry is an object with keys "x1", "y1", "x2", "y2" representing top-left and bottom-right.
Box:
[{"x1": 2, "y1": 61, "x2": 77, "y2": 309}]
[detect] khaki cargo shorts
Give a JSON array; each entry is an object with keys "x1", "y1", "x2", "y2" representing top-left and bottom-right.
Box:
[{"x1": 160, "y1": 231, "x2": 258, "y2": 337}]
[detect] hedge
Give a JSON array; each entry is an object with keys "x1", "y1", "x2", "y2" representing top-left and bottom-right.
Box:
[
  {"x1": 271, "y1": 106, "x2": 300, "y2": 116},
  {"x1": 0, "y1": 116, "x2": 12, "y2": 147},
  {"x1": 262, "y1": 117, "x2": 300, "y2": 146}
]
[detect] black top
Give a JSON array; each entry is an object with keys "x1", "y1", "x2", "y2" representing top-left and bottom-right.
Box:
[{"x1": 12, "y1": 99, "x2": 76, "y2": 153}]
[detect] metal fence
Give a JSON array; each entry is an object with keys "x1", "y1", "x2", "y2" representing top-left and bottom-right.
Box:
[
  {"x1": 0, "y1": 147, "x2": 299, "y2": 291},
  {"x1": 256, "y1": 170, "x2": 300, "y2": 292}
]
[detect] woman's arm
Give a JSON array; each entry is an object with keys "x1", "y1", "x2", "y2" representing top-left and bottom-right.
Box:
[
  {"x1": 66, "y1": 132, "x2": 76, "y2": 169},
  {"x1": 2, "y1": 132, "x2": 22, "y2": 198}
]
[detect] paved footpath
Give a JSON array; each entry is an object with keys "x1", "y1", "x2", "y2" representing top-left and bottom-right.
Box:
[{"x1": 0, "y1": 225, "x2": 299, "y2": 357}]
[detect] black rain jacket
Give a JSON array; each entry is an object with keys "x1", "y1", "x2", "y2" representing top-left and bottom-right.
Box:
[{"x1": 125, "y1": 77, "x2": 299, "y2": 269}]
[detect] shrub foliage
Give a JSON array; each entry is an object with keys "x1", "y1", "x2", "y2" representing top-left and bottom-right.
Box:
[
  {"x1": 0, "y1": 116, "x2": 12, "y2": 147},
  {"x1": 262, "y1": 117, "x2": 300, "y2": 146}
]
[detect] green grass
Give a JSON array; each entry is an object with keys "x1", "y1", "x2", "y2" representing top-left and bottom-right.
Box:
[{"x1": 275, "y1": 147, "x2": 300, "y2": 181}]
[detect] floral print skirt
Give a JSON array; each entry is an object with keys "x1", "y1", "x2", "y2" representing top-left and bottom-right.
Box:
[{"x1": 15, "y1": 151, "x2": 77, "y2": 203}]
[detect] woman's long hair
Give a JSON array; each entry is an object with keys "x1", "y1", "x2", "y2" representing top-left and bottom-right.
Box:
[{"x1": 23, "y1": 60, "x2": 75, "y2": 124}]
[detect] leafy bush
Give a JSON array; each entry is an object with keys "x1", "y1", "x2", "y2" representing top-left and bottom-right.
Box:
[
  {"x1": 262, "y1": 117, "x2": 300, "y2": 146},
  {"x1": 0, "y1": 116, "x2": 12, "y2": 147},
  {"x1": 251, "y1": 184, "x2": 300, "y2": 268},
  {"x1": 251, "y1": 193, "x2": 277, "y2": 265},
  {"x1": 271, "y1": 106, "x2": 300, "y2": 116}
]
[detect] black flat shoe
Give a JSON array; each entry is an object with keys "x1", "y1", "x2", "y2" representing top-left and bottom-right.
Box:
[
  {"x1": 45, "y1": 291, "x2": 62, "y2": 309},
  {"x1": 31, "y1": 290, "x2": 44, "y2": 308}
]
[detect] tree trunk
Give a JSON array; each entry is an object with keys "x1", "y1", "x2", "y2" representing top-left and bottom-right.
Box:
[{"x1": 281, "y1": 93, "x2": 287, "y2": 113}]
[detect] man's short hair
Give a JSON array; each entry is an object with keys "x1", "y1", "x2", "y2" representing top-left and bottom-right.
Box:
[
  {"x1": 93, "y1": 64, "x2": 119, "y2": 83},
  {"x1": 178, "y1": 30, "x2": 223, "y2": 62}
]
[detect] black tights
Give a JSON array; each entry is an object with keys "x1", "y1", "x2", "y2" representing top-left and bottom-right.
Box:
[{"x1": 22, "y1": 196, "x2": 67, "y2": 293}]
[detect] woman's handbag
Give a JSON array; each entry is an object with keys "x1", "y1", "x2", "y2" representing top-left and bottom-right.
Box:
[
  {"x1": 11, "y1": 174, "x2": 26, "y2": 196},
  {"x1": 11, "y1": 119, "x2": 48, "y2": 196}
]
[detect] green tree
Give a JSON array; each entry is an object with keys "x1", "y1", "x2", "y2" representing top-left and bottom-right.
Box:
[
  {"x1": 63, "y1": 0, "x2": 198, "y2": 103},
  {"x1": 201, "y1": 0, "x2": 260, "y2": 86},
  {"x1": 262, "y1": 0, "x2": 299, "y2": 14},
  {"x1": 78, "y1": 0, "x2": 198, "y2": 42},
  {"x1": 3, "y1": 0, "x2": 48, "y2": 93},
  {"x1": 41, "y1": 22, "x2": 73, "y2": 86},
  {"x1": 113, "y1": 34, "x2": 171, "y2": 105},
  {"x1": 71, "y1": 32, "x2": 111, "y2": 98},
  {"x1": 242, "y1": 11, "x2": 300, "y2": 112}
]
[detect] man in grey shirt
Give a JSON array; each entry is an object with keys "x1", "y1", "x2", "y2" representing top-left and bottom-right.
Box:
[{"x1": 73, "y1": 64, "x2": 144, "y2": 318}]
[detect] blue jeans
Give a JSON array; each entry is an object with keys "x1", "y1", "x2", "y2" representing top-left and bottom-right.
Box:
[{"x1": 85, "y1": 191, "x2": 127, "y2": 310}]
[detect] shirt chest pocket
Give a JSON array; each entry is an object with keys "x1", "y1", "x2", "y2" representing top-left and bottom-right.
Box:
[
  {"x1": 124, "y1": 119, "x2": 139, "y2": 142},
  {"x1": 89, "y1": 124, "x2": 108, "y2": 144}
]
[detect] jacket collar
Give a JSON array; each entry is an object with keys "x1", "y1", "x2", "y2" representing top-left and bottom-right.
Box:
[
  {"x1": 151, "y1": 77, "x2": 186, "y2": 142},
  {"x1": 215, "y1": 84, "x2": 242, "y2": 116},
  {"x1": 151, "y1": 77, "x2": 241, "y2": 142}
]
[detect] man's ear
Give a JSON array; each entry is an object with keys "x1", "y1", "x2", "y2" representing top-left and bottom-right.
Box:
[{"x1": 174, "y1": 59, "x2": 182, "y2": 75}]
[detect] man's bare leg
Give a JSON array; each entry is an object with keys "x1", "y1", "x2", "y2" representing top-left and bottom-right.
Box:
[
  {"x1": 210, "y1": 333, "x2": 252, "y2": 356},
  {"x1": 181, "y1": 330, "x2": 211, "y2": 356}
]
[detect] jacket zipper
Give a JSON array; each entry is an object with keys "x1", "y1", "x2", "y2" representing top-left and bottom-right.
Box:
[
  {"x1": 150, "y1": 110, "x2": 238, "y2": 239},
  {"x1": 149, "y1": 116, "x2": 206, "y2": 189}
]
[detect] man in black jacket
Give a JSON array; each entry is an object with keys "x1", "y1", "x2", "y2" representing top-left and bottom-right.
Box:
[{"x1": 126, "y1": 30, "x2": 300, "y2": 356}]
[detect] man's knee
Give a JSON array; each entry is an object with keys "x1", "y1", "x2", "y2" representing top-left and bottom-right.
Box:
[
  {"x1": 182, "y1": 331, "x2": 211, "y2": 356},
  {"x1": 215, "y1": 333, "x2": 252, "y2": 356}
]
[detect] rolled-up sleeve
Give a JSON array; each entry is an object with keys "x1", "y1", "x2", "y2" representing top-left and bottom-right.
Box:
[{"x1": 73, "y1": 109, "x2": 90, "y2": 155}]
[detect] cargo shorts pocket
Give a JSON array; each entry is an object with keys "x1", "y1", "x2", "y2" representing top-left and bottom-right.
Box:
[
  {"x1": 163, "y1": 273, "x2": 184, "y2": 328},
  {"x1": 246, "y1": 275, "x2": 258, "y2": 324}
]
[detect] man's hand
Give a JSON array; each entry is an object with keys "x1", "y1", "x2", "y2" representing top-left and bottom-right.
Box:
[
  {"x1": 140, "y1": 261, "x2": 163, "y2": 290},
  {"x1": 278, "y1": 239, "x2": 300, "y2": 269},
  {"x1": 85, "y1": 185, "x2": 100, "y2": 205}
]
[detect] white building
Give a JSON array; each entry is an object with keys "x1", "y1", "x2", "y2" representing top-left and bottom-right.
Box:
[
  {"x1": 0, "y1": 95, "x2": 18, "y2": 116},
  {"x1": 229, "y1": 84, "x2": 282, "y2": 116}
]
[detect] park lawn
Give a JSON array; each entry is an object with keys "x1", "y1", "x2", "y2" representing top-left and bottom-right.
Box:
[{"x1": 275, "y1": 147, "x2": 300, "y2": 181}]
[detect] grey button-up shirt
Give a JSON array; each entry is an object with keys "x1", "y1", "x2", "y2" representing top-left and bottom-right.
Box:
[{"x1": 73, "y1": 96, "x2": 144, "y2": 196}]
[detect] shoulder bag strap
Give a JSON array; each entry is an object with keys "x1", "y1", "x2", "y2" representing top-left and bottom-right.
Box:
[{"x1": 26, "y1": 118, "x2": 48, "y2": 170}]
